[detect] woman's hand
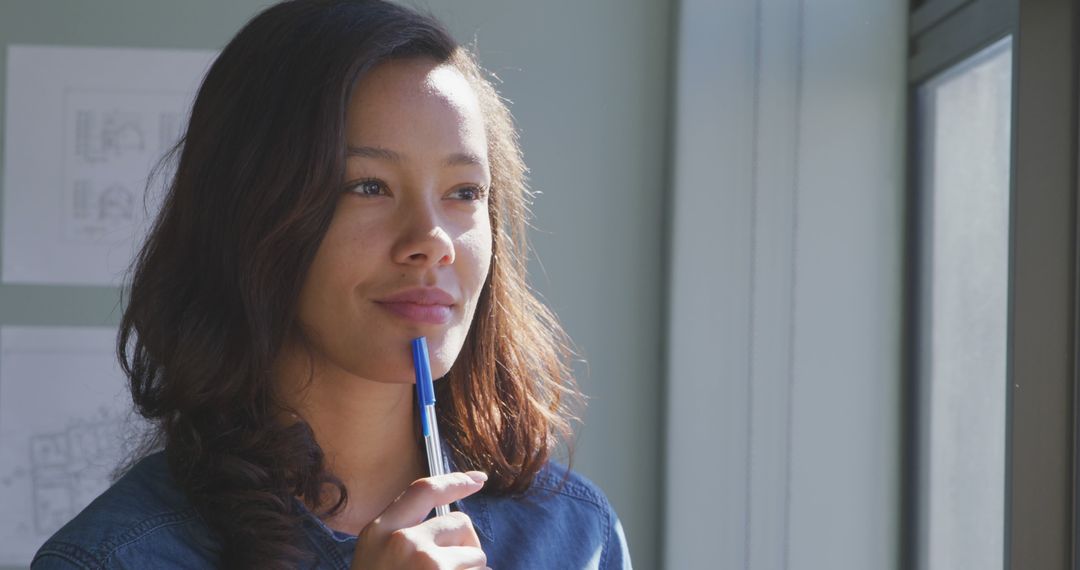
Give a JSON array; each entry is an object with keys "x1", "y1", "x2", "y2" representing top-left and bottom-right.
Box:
[{"x1": 349, "y1": 471, "x2": 490, "y2": 570}]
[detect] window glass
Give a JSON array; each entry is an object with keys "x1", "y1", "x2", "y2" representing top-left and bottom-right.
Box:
[{"x1": 915, "y1": 35, "x2": 1013, "y2": 570}]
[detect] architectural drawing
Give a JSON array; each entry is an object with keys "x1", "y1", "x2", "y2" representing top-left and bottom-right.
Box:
[
  {"x1": 70, "y1": 180, "x2": 137, "y2": 241},
  {"x1": 73, "y1": 109, "x2": 147, "y2": 164},
  {"x1": 29, "y1": 417, "x2": 126, "y2": 535},
  {"x1": 0, "y1": 326, "x2": 141, "y2": 566},
  {"x1": 2, "y1": 45, "x2": 217, "y2": 285},
  {"x1": 61, "y1": 89, "x2": 188, "y2": 245}
]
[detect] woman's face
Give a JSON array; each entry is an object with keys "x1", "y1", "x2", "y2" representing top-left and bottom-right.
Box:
[{"x1": 294, "y1": 57, "x2": 492, "y2": 384}]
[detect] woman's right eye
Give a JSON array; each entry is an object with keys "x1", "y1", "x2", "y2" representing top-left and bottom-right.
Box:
[{"x1": 347, "y1": 178, "x2": 388, "y2": 197}]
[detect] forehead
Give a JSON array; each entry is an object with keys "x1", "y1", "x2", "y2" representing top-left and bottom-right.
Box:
[{"x1": 345, "y1": 58, "x2": 488, "y2": 161}]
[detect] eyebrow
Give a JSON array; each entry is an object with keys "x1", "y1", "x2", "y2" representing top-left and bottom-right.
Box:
[{"x1": 346, "y1": 145, "x2": 485, "y2": 168}]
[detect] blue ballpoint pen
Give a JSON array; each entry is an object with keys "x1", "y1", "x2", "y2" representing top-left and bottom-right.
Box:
[{"x1": 411, "y1": 336, "x2": 450, "y2": 517}]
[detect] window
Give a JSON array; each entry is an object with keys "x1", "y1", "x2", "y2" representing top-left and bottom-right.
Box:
[
  {"x1": 913, "y1": 36, "x2": 1012, "y2": 570},
  {"x1": 907, "y1": 1, "x2": 1078, "y2": 569}
]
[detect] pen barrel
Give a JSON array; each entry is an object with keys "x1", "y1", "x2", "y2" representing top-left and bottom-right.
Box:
[
  {"x1": 423, "y1": 432, "x2": 442, "y2": 478},
  {"x1": 425, "y1": 406, "x2": 445, "y2": 474},
  {"x1": 423, "y1": 434, "x2": 451, "y2": 517},
  {"x1": 421, "y1": 405, "x2": 451, "y2": 517}
]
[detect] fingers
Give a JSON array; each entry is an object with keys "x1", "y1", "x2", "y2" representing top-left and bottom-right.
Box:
[
  {"x1": 382, "y1": 517, "x2": 486, "y2": 568},
  {"x1": 414, "y1": 511, "x2": 483, "y2": 548},
  {"x1": 373, "y1": 471, "x2": 487, "y2": 531},
  {"x1": 352, "y1": 474, "x2": 490, "y2": 570},
  {"x1": 426, "y1": 546, "x2": 487, "y2": 569}
]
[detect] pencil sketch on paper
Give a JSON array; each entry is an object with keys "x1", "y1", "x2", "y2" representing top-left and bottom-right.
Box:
[
  {"x1": 0, "y1": 326, "x2": 144, "y2": 566},
  {"x1": 62, "y1": 89, "x2": 188, "y2": 245},
  {"x1": 27, "y1": 415, "x2": 127, "y2": 536},
  {"x1": 70, "y1": 180, "x2": 137, "y2": 239},
  {"x1": 73, "y1": 109, "x2": 147, "y2": 163},
  {"x1": 0, "y1": 409, "x2": 143, "y2": 560},
  {"x1": 2, "y1": 44, "x2": 217, "y2": 285}
]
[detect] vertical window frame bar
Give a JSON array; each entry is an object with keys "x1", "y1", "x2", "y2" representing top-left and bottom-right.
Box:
[{"x1": 1008, "y1": 1, "x2": 1079, "y2": 568}]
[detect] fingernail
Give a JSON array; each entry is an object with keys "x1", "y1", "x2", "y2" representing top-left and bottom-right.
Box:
[{"x1": 466, "y1": 471, "x2": 488, "y2": 483}]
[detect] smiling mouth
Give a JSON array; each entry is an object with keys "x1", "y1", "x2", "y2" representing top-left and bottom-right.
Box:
[{"x1": 375, "y1": 301, "x2": 453, "y2": 325}]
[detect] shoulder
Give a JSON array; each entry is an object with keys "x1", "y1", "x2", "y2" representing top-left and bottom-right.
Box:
[
  {"x1": 530, "y1": 460, "x2": 613, "y2": 509},
  {"x1": 31, "y1": 452, "x2": 219, "y2": 569},
  {"x1": 465, "y1": 461, "x2": 632, "y2": 570}
]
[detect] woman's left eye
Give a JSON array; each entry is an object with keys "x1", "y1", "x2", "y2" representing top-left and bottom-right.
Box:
[
  {"x1": 346, "y1": 178, "x2": 388, "y2": 197},
  {"x1": 448, "y1": 185, "x2": 487, "y2": 201}
]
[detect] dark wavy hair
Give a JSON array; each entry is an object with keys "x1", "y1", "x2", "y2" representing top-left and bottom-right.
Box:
[{"x1": 117, "y1": 1, "x2": 580, "y2": 567}]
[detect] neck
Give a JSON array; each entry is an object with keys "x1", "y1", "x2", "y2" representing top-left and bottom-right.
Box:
[{"x1": 275, "y1": 341, "x2": 426, "y2": 534}]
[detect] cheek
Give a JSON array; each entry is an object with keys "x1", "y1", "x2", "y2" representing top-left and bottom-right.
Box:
[
  {"x1": 458, "y1": 223, "x2": 493, "y2": 289},
  {"x1": 317, "y1": 216, "x2": 384, "y2": 282},
  {"x1": 297, "y1": 220, "x2": 383, "y2": 324}
]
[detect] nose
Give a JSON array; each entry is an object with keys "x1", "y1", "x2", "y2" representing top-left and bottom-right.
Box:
[{"x1": 391, "y1": 205, "x2": 455, "y2": 268}]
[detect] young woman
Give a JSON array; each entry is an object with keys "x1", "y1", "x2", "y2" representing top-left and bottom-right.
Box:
[{"x1": 31, "y1": 1, "x2": 631, "y2": 568}]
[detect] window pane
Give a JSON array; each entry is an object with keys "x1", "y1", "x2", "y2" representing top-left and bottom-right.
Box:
[{"x1": 915, "y1": 36, "x2": 1012, "y2": 570}]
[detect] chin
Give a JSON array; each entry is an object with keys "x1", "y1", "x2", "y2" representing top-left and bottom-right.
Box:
[
  {"x1": 346, "y1": 351, "x2": 454, "y2": 384},
  {"x1": 338, "y1": 325, "x2": 468, "y2": 383}
]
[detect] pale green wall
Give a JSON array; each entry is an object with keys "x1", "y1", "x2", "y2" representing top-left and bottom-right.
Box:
[
  {"x1": 0, "y1": 1, "x2": 671, "y2": 568},
  {"x1": 665, "y1": 0, "x2": 905, "y2": 568}
]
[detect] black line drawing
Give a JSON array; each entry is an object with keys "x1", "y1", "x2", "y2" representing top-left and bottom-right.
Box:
[
  {"x1": 99, "y1": 184, "x2": 135, "y2": 222},
  {"x1": 69, "y1": 180, "x2": 136, "y2": 241},
  {"x1": 27, "y1": 417, "x2": 124, "y2": 536},
  {"x1": 74, "y1": 109, "x2": 146, "y2": 164}
]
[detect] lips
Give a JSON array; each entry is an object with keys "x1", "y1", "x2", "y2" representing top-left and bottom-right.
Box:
[{"x1": 374, "y1": 287, "x2": 456, "y2": 325}]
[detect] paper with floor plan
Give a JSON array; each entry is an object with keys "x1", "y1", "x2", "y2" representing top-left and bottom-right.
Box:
[
  {"x1": 2, "y1": 44, "x2": 217, "y2": 285},
  {"x1": 0, "y1": 326, "x2": 145, "y2": 566}
]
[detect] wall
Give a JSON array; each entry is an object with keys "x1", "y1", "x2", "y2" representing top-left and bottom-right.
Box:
[{"x1": 664, "y1": 0, "x2": 906, "y2": 568}]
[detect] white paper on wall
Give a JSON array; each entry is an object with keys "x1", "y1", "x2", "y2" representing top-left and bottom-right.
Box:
[
  {"x1": 0, "y1": 326, "x2": 146, "y2": 566},
  {"x1": 2, "y1": 45, "x2": 218, "y2": 285}
]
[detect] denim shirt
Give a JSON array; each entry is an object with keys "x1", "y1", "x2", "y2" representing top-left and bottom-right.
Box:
[{"x1": 31, "y1": 451, "x2": 632, "y2": 569}]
